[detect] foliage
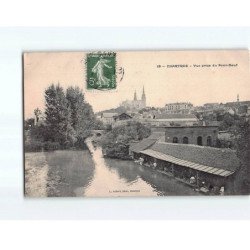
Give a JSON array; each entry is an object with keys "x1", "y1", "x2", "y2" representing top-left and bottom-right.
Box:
[
  {"x1": 100, "y1": 121, "x2": 151, "y2": 159},
  {"x1": 44, "y1": 84, "x2": 76, "y2": 146},
  {"x1": 25, "y1": 140, "x2": 61, "y2": 152},
  {"x1": 34, "y1": 108, "x2": 42, "y2": 123},
  {"x1": 215, "y1": 138, "x2": 234, "y2": 149},
  {"x1": 24, "y1": 118, "x2": 35, "y2": 130},
  {"x1": 233, "y1": 121, "x2": 250, "y2": 194},
  {"x1": 66, "y1": 86, "x2": 104, "y2": 146},
  {"x1": 218, "y1": 113, "x2": 237, "y2": 130},
  {"x1": 25, "y1": 83, "x2": 102, "y2": 151}
]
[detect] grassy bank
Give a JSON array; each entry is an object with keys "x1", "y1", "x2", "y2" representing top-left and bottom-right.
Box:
[{"x1": 24, "y1": 140, "x2": 88, "y2": 152}]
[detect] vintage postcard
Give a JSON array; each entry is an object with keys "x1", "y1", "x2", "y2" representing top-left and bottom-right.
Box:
[{"x1": 24, "y1": 50, "x2": 250, "y2": 197}]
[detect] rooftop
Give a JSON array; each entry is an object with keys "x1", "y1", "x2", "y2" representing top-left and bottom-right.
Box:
[
  {"x1": 154, "y1": 113, "x2": 198, "y2": 120},
  {"x1": 150, "y1": 125, "x2": 219, "y2": 129},
  {"x1": 102, "y1": 112, "x2": 118, "y2": 118},
  {"x1": 147, "y1": 132, "x2": 165, "y2": 139},
  {"x1": 150, "y1": 142, "x2": 240, "y2": 172},
  {"x1": 129, "y1": 138, "x2": 157, "y2": 153},
  {"x1": 165, "y1": 102, "x2": 193, "y2": 106}
]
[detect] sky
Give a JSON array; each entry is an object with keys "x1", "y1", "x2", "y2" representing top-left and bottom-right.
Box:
[{"x1": 24, "y1": 50, "x2": 250, "y2": 119}]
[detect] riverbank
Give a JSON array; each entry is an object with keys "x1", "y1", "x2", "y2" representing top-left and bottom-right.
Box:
[
  {"x1": 24, "y1": 139, "x2": 89, "y2": 152},
  {"x1": 86, "y1": 137, "x2": 201, "y2": 196},
  {"x1": 25, "y1": 150, "x2": 95, "y2": 197}
]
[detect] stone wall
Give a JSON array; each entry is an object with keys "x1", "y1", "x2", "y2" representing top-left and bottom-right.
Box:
[{"x1": 164, "y1": 126, "x2": 218, "y2": 146}]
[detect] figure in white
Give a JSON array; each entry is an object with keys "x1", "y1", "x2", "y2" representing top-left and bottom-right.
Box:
[{"x1": 92, "y1": 57, "x2": 112, "y2": 87}]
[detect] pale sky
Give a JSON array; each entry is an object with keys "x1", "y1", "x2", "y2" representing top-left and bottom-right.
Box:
[{"x1": 24, "y1": 50, "x2": 250, "y2": 119}]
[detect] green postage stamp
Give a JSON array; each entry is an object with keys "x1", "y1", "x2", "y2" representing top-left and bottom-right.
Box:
[{"x1": 86, "y1": 52, "x2": 116, "y2": 90}]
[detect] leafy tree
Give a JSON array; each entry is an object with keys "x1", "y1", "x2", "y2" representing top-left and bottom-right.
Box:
[
  {"x1": 45, "y1": 84, "x2": 76, "y2": 146},
  {"x1": 100, "y1": 121, "x2": 151, "y2": 159},
  {"x1": 27, "y1": 84, "x2": 103, "y2": 150},
  {"x1": 233, "y1": 121, "x2": 250, "y2": 194},
  {"x1": 66, "y1": 86, "x2": 98, "y2": 146},
  {"x1": 24, "y1": 118, "x2": 35, "y2": 130},
  {"x1": 34, "y1": 108, "x2": 42, "y2": 123}
]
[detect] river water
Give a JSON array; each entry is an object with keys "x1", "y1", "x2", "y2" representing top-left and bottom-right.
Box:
[{"x1": 25, "y1": 139, "x2": 199, "y2": 197}]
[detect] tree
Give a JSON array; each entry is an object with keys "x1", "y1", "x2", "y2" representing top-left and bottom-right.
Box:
[
  {"x1": 44, "y1": 84, "x2": 76, "y2": 146},
  {"x1": 234, "y1": 121, "x2": 250, "y2": 194},
  {"x1": 24, "y1": 118, "x2": 35, "y2": 130},
  {"x1": 34, "y1": 108, "x2": 42, "y2": 123},
  {"x1": 100, "y1": 121, "x2": 151, "y2": 159},
  {"x1": 66, "y1": 86, "x2": 101, "y2": 146},
  {"x1": 27, "y1": 84, "x2": 101, "y2": 150}
]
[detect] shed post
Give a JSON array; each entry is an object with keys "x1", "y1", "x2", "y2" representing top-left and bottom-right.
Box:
[
  {"x1": 196, "y1": 170, "x2": 199, "y2": 187},
  {"x1": 171, "y1": 164, "x2": 174, "y2": 176}
]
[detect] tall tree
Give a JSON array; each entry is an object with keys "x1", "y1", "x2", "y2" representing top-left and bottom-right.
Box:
[
  {"x1": 66, "y1": 86, "x2": 96, "y2": 145},
  {"x1": 234, "y1": 121, "x2": 250, "y2": 194},
  {"x1": 34, "y1": 108, "x2": 42, "y2": 123},
  {"x1": 45, "y1": 84, "x2": 76, "y2": 146}
]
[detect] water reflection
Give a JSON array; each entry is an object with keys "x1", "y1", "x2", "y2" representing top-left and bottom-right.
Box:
[
  {"x1": 25, "y1": 150, "x2": 95, "y2": 197},
  {"x1": 25, "y1": 140, "x2": 200, "y2": 197},
  {"x1": 82, "y1": 138, "x2": 158, "y2": 197},
  {"x1": 105, "y1": 158, "x2": 199, "y2": 196},
  {"x1": 25, "y1": 153, "x2": 49, "y2": 197}
]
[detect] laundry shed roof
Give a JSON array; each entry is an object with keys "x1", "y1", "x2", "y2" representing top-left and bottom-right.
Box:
[
  {"x1": 146, "y1": 142, "x2": 240, "y2": 174},
  {"x1": 130, "y1": 138, "x2": 157, "y2": 154}
]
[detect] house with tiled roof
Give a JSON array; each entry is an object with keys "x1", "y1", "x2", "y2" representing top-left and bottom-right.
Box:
[{"x1": 100, "y1": 112, "x2": 118, "y2": 125}]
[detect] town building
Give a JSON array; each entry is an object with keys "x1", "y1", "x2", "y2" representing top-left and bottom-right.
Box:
[
  {"x1": 140, "y1": 113, "x2": 199, "y2": 127},
  {"x1": 165, "y1": 102, "x2": 193, "y2": 114},
  {"x1": 203, "y1": 103, "x2": 221, "y2": 109},
  {"x1": 100, "y1": 112, "x2": 118, "y2": 125},
  {"x1": 120, "y1": 86, "x2": 146, "y2": 110},
  {"x1": 100, "y1": 112, "x2": 133, "y2": 127},
  {"x1": 225, "y1": 95, "x2": 250, "y2": 108},
  {"x1": 113, "y1": 113, "x2": 133, "y2": 127},
  {"x1": 163, "y1": 125, "x2": 218, "y2": 146}
]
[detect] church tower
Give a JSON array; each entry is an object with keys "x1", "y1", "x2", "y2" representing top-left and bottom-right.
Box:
[
  {"x1": 141, "y1": 86, "x2": 146, "y2": 107},
  {"x1": 134, "y1": 90, "x2": 137, "y2": 101}
]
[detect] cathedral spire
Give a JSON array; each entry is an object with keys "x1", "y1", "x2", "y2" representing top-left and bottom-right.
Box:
[
  {"x1": 141, "y1": 86, "x2": 146, "y2": 101},
  {"x1": 141, "y1": 86, "x2": 146, "y2": 107},
  {"x1": 134, "y1": 90, "x2": 137, "y2": 101}
]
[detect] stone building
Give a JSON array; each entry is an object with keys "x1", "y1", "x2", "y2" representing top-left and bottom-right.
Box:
[
  {"x1": 112, "y1": 113, "x2": 133, "y2": 127},
  {"x1": 165, "y1": 102, "x2": 193, "y2": 114},
  {"x1": 100, "y1": 112, "x2": 118, "y2": 125},
  {"x1": 130, "y1": 130, "x2": 239, "y2": 194},
  {"x1": 120, "y1": 86, "x2": 146, "y2": 110},
  {"x1": 140, "y1": 113, "x2": 199, "y2": 127},
  {"x1": 164, "y1": 125, "x2": 218, "y2": 146}
]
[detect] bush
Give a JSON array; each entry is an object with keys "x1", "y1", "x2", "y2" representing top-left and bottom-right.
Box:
[
  {"x1": 25, "y1": 140, "x2": 61, "y2": 152},
  {"x1": 43, "y1": 141, "x2": 60, "y2": 151},
  {"x1": 25, "y1": 140, "x2": 44, "y2": 152},
  {"x1": 100, "y1": 121, "x2": 151, "y2": 159}
]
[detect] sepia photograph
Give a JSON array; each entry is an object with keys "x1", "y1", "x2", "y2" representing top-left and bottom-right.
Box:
[
  {"x1": 1, "y1": 4, "x2": 250, "y2": 250},
  {"x1": 24, "y1": 50, "x2": 250, "y2": 197}
]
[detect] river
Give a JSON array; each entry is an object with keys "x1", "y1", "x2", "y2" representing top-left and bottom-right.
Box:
[{"x1": 25, "y1": 139, "x2": 200, "y2": 197}]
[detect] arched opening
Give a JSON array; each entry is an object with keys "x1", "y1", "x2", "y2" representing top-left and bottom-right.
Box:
[
  {"x1": 197, "y1": 136, "x2": 203, "y2": 146},
  {"x1": 183, "y1": 137, "x2": 189, "y2": 144},
  {"x1": 173, "y1": 137, "x2": 178, "y2": 143},
  {"x1": 207, "y1": 136, "x2": 212, "y2": 146}
]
